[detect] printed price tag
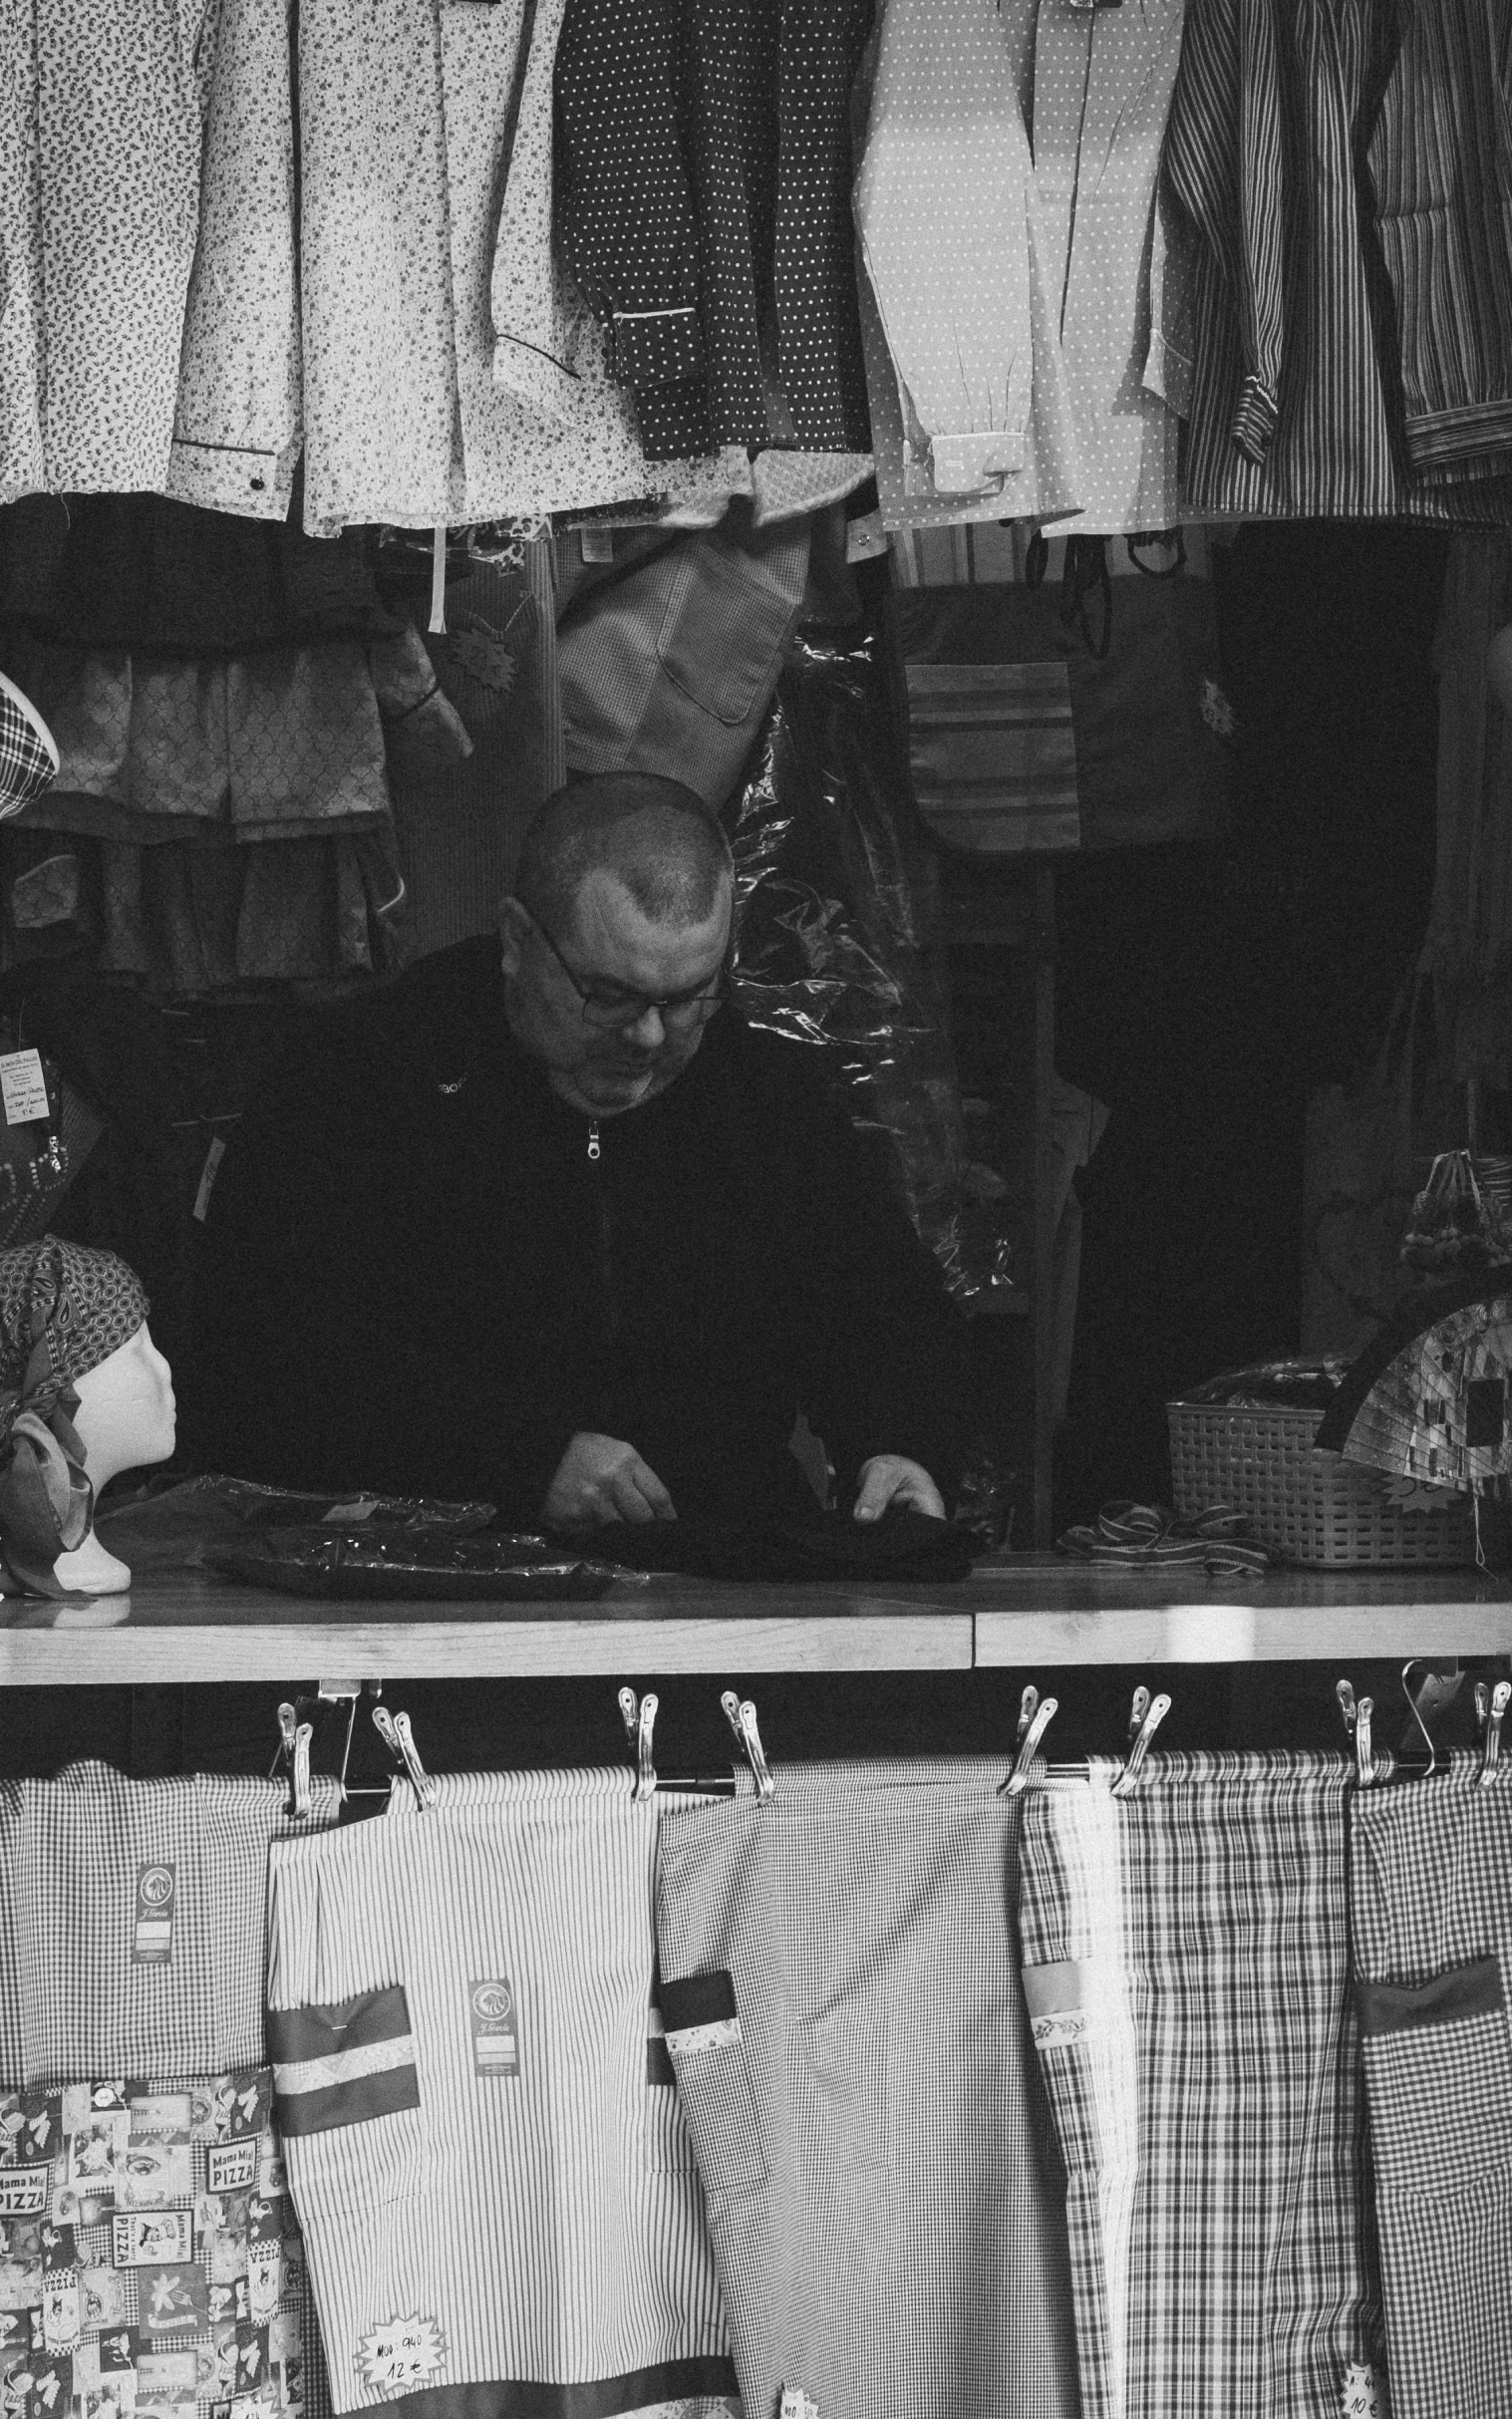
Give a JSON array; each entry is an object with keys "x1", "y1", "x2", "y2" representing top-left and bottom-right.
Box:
[
  {"x1": 0, "y1": 1049, "x2": 49, "y2": 1126},
  {"x1": 132, "y1": 1864, "x2": 176, "y2": 1967},
  {"x1": 467, "y1": 1979, "x2": 519, "y2": 2080}
]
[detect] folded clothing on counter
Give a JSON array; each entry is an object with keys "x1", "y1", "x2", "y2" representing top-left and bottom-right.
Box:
[
  {"x1": 1057, "y1": 1498, "x2": 1268, "y2": 1577},
  {"x1": 566, "y1": 1503, "x2": 979, "y2": 1582}
]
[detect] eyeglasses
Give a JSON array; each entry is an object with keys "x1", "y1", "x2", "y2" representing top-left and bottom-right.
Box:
[{"x1": 520, "y1": 903, "x2": 732, "y2": 1032}]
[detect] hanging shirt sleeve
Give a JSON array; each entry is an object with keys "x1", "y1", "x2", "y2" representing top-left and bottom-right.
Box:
[
  {"x1": 553, "y1": 0, "x2": 713, "y2": 457},
  {"x1": 853, "y1": 0, "x2": 1037, "y2": 497}
]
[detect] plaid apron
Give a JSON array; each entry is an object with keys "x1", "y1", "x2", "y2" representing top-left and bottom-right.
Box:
[
  {"x1": 1019, "y1": 1752, "x2": 1388, "y2": 2419},
  {"x1": 654, "y1": 1757, "x2": 1079, "y2": 2419},
  {"x1": 1352, "y1": 1750, "x2": 1512, "y2": 2419}
]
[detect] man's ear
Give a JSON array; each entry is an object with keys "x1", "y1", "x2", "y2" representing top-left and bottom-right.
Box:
[{"x1": 498, "y1": 895, "x2": 530, "y2": 980}]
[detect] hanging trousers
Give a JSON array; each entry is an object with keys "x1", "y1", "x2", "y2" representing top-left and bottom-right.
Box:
[
  {"x1": 1352, "y1": 1750, "x2": 1512, "y2": 2419},
  {"x1": 267, "y1": 1770, "x2": 738, "y2": 2419},
  {"x1": 1018, "y1": 1752, "x2": 1388, "y2": 2419},
  {"x1": 654, "y1": 1757, "x2": 1080, "y2": 2419}
]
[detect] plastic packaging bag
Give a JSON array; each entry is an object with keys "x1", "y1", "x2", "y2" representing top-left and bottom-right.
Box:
[{"x1": 724, "y1": 624, "x2": 1007, "y2": 1303}]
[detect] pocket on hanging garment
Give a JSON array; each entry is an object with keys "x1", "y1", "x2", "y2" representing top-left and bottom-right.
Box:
[
  {"x1": 902, "y1": 660, "x2": 1078, "y2": 856},
  {"x1": 268, "y1": 1984, "x2": 429, "y2": 2207},
  {"x1": 654, "y1": 534, "x2": 804, "y2": 728},
  {"x1": 642, "y1": 1982, "x2": 699, "y2": 2174},
  {"x1": 1359, "y1": 1957, "x2": 1512, "y2": 2199},
  {"x1": 659, "y1": 1969, "x2": 769, "y2": 2198}
]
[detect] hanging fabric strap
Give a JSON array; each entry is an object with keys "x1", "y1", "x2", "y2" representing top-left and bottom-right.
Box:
[{"x1": 429, "y1": 526, "x2": 448, "y2": 636}]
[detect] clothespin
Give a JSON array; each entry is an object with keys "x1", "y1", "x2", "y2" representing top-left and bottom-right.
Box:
[
  {"x1": 618, "y1": 1686, "x2": 659, "y2": 1801},
  {"x1": 372, "y1": 1705, "x2": 437, "y2": 1810},
  {"x1": 1001, "y1": 1683, "x2": 1058, "y2": 1796},
  {"x1": 1482, "y1": 1679, "x2": 1510, "y2": 1786},
  {"x1": 1113, "y1": 1686, "x2": 1170, "y2": 1794},
  {"x1": 1354, "y1": 1696, "x2": 1376, "y2": 1788},
  {"x1": 1337, "y1": 1679, "x2": 1359, "y2": 1737},
  {"x1": 720, "y1": 1689, "x2": 774, "y2": 1800},
  {"x1": 1399, "y1": 1659, "x2": 1441, "y2": 1779},
  {"x1": 272, "y1": 1701, "x2": 313, "y2": 1820}
]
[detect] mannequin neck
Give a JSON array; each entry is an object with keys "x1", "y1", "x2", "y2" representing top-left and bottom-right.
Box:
[{"x1": 52, "y1": 1530, "x2": 132, "y2": 1596}]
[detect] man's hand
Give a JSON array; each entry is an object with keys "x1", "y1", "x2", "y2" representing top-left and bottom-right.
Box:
[
  {"x1": 542, "y1": 1432, "x2": 677, "y2": 1527},
  {"x1": 853, "y1": 1455, "x2": 946, "y2": 1522}
]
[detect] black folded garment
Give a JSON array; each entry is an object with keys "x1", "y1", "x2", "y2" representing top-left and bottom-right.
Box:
[{"x1": 553, "y1": 1505, "x2": 979, "y2": 1584}]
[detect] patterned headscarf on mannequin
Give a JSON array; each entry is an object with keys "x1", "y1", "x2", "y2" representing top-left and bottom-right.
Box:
[{"x1": 0, "y1": 1239, "x2": 150, "y2": 1595}]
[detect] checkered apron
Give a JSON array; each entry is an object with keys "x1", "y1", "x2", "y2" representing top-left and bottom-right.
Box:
[
  {"x1": 266, "y1": 1769, "x2": 738, "y2": 2419},
  {"x1": 0, "y1": 1764, "x2": 341, "y2": 2419},
  {"x1": 1018, "y1": 1752, "x2": 1388, "y2": 2419},
  {"x1": 1352, "y1": 1750, "x2": 1512, "y2": 2419},
  {"x1": 0, "y1": 1766, "x2": 339, "y2": 2085},
  {"x1": 654, "y1": 1757, "x2": 1080, "y2": 2419}
]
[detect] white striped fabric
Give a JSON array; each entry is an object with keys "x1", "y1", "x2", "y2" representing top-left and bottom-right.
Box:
[{"x1": 267, "y1": 1768, "x2": 739, "y2": 2419}]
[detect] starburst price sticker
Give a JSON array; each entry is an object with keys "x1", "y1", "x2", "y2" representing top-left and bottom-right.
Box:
[{"x1": 357, "y1": 2318, "x2": 446, "y2": 2399}]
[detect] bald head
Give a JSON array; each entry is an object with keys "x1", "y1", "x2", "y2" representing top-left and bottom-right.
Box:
[{"x1": 513, "y1": 773, "x2": 734, "y2": 947}]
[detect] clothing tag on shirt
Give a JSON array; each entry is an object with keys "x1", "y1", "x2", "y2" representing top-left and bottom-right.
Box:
[
  {"x1": 845, "y1": 511, "x2": 887, "y2": 565},
  {"x1": 467, "y1": 1979, "x2": 519, "y2": 2080},
  {"x1": 779, "y1": 2389, "x2": 818, "y2": 2419},
  {"x1": 132, "y1": 1863, "x2": 176, "y2": 1966},
  {"x1": 0, "y1": 1048, "x2": 49, "y2": 1126},
  {"x1": 191, "y1": 1135, "x2": 226, "y2": 1224},
  {"x1": 579, "y1": 529, "x2": 614, "y2": 564}
]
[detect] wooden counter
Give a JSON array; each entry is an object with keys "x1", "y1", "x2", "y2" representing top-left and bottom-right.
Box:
[
  {"x1": 968, "y1": 1557, "x2": 1512, "y2": 1666},
  {"x1": 0, "y1": 1555, "x2": 1508, "y2": 1684}
]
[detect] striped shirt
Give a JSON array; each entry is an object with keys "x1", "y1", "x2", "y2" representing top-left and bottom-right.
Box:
[
  {"x1": 1163, "y1": 0, "x2": 1511, "y2": 523},
  {"x1": 1367, "y1": 0, "x2": 1512, "y2": 483}
]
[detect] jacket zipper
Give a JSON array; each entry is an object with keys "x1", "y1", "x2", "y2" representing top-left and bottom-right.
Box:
[{"x1": 585, "y1": 1119, "x2": 620, "y2": 1358}]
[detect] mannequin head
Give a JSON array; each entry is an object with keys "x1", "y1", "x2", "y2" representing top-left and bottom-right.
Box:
[
  {"x1": 70, "y1": 1323, "x2": 176, "y2": 1492},
  {"x1": 50, "y1": 1322, "x2": 174, "y2": 1596}
]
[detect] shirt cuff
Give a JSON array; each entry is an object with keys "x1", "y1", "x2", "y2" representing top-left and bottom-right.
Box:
[
  {"x1": 929, "y1": 431, "x2": 1025, "y2": 492},
  {"x1": 610, "y1": 305, "x2": 705, "y2": 391},
  {"x1": 164, "y1": 436, "x2": 300, "y2": 520},
  {"x1": 1230, "y1": 373, "x2": 1279, "y2": 465}
]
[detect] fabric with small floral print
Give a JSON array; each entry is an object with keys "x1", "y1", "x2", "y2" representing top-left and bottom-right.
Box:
[
  {"x1": 35, "y1": 0, "x2": 208, "y2": 491},
  {"x1": 167, "y1": 0, "x2": 303, "y2": 523}
]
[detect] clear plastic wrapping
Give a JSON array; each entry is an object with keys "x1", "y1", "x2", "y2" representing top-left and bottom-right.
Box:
[{"x1": 724, "y1": 624, "x2": 1004, "y2": 1303}]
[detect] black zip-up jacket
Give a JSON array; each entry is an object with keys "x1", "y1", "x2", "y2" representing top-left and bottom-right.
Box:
[{"x1": 192, "y1": 938, "x2": 970, "y2": 1524}]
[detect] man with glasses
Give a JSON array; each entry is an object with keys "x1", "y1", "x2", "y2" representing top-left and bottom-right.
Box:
[{"x1": 195, "y1": 772, "x2": 968, "y2": 1536}]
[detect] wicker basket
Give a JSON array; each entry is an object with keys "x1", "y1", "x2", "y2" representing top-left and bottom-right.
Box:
[{"x1": 1167, "y1": 1397, "x2": 1476, "y2": 1567}]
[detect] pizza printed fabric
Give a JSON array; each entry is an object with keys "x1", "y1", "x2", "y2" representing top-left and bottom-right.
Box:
[{"x1": 0, "y1": 2072, "x2": 324, "y2": 2419}]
